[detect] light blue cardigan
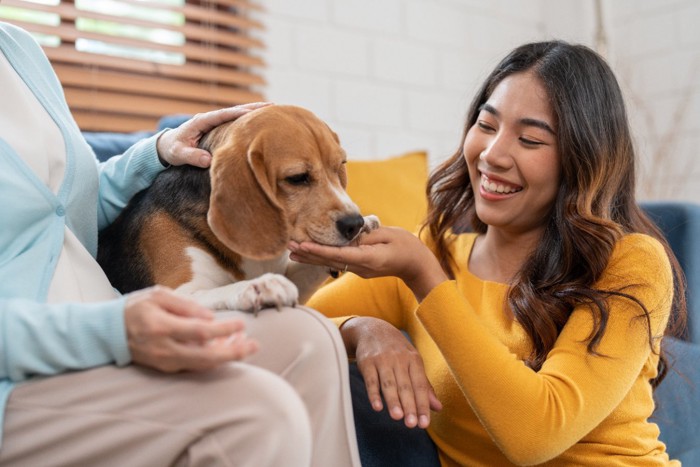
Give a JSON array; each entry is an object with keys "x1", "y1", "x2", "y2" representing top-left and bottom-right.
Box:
[{"x1": 0, "y1": 22, "x2": 167, "y2": 446}]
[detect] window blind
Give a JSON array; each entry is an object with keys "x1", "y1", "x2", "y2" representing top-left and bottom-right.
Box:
[{"x1": 0, "y1": 0, "x2": 265, "y2": 132}]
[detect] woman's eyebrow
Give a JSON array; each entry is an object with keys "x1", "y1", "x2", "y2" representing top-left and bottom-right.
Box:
[
  {"x1": 520, "y1": 117, "x2": 556, "y2": 135},
  {"x1": 479, "y1": 103, "x2": 498, "y2": 116},
  {"x1": 479, "y1": 103, "x2": 556, "y2": 135}
]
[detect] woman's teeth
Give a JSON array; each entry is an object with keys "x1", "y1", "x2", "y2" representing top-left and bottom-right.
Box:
[{"x1": 481, "y1": 176, "x2": 522, "y2": 194}]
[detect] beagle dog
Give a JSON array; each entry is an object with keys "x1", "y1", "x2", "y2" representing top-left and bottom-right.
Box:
[{"x1": 97, "y1": 105, "x2": 379, "y2": 312}]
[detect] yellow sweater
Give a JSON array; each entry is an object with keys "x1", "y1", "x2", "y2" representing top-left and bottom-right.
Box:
[{"x1": 307, "y1": 232, "x2": 679, "y2": 466}]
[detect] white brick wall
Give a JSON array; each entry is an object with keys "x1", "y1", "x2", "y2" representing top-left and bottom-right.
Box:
[
  {"x1": 257, "y1": 0, "x2": 699, "y2": 202},
  {"x1": 605, "y1": 0, "x2": 700, "y2": 202}
]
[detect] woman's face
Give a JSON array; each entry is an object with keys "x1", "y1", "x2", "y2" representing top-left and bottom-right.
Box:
[{"x1": 463, "y1": 71, "x2": 561, "y2": 236}]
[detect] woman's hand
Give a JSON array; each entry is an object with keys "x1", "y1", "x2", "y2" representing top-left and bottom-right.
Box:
[
  {"x1": 156, "y1": 102, "x2": 271, "y2": 168},
  {"x1": 289, "y1": 226, "x2": 448, "y2": 301},
  {"x1": 124, "y1": 286, "x2": 258, "y2": 372},
  {"x1": 344, "y1": 317, "x2": 442, "y2": 428}
]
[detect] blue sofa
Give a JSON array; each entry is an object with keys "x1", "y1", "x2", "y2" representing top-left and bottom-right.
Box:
[
  {"x1": 86, "y1": 123, "x2": 699, "y2": 465},
  {"x1": 645, "y1": 202, "x2": 700, "y2": 464}
]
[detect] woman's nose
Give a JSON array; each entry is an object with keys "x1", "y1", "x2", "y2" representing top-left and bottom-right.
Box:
[{"x1": 479, "y1": 136, "x2": 512, "y2": 168}]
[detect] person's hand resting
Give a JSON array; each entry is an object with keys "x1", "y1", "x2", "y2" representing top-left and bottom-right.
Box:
[
  {"x1": 124, "y1": 286, "x2": 258, "y2": 372},
  {"x1": 156, "y1": 102, "x2": 271, "y2": 168},
  {"x1": 288, "y1": 226, "x2": 448, "y2": 302},
  {"x1": 344, "y1": 316, "x2": 443, "y2": 429}
]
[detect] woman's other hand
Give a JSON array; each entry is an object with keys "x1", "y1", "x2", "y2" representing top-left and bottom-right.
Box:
[
  {"x1": 156, "y1": 102, "x2": 272, "y2": 168},
  {"x1": 124, "y1": 286, "x2": 258, "y2": 372},
  {"x1": 289, "y1": 226, "x2": 448, "y2": 302},
  {"x1": 344, "y1": 317, "x2": 442, "y2": 428}
]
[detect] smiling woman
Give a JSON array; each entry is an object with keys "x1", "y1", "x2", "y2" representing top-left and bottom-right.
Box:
[
  {"x1": 0, "y1": 0, "x2": 265, "y2": 132},
  {"x1": 289, "y1": 40, "x2": 688, "y2": 466}
]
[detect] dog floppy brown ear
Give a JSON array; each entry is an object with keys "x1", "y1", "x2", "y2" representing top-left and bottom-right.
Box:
[{"x1": 207, "y1": 133, "x2": 289, "y2": 259}]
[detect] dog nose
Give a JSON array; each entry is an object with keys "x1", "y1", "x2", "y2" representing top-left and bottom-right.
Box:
[{"x1": 336, "y1": 214, "x2": 365, "y2": 241}]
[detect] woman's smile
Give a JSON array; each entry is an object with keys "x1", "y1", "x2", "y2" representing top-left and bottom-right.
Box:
[{"x1": 479, "y1": 172, "x2": 523, "y2": 198}]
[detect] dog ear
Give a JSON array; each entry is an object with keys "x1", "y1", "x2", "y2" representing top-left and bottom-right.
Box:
[{"x1": 207, "y1": 134, "x2": 289, "y2": 259}]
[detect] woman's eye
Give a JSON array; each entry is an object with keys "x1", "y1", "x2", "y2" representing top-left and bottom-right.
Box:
[
  {"x1": 520, "y1": 137, "x2": 544, "y2": 147},
  {"x1": 477, "y1": 121, "x2": 495, "y2": 132},
  {"x1": 285, "y1": 173, "x2": 312, "y2": 186}
]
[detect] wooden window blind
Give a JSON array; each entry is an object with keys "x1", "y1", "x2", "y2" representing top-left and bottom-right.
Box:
[{"x1": 0, "y1": 0, "x2": 265, "y2": 132}]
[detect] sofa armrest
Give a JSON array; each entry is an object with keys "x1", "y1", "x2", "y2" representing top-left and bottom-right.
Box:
[{"x1": 653, "y1": 337, "x2": 700, "y2": 464}]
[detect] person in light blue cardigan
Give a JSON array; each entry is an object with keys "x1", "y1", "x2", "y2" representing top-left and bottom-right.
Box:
[{"x1": 0, "y1": 22, "x2": 361, "y2": 467}]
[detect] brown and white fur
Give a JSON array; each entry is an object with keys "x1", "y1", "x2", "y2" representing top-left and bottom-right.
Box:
[{"x1": 97, "y1": 105, "x2": 379, "y2": 312}]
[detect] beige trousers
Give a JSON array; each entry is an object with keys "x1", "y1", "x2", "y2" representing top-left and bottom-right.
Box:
[{"x1": 0, "y1": 306, "x2": 361, "y2": 467}]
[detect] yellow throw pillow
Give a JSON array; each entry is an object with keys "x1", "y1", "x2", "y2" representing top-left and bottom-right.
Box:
[{"x1": 345, "y1": 151, "x2": 429, "y2": 231}]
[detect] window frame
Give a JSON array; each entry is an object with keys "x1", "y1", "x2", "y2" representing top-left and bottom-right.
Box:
[{"x1": 1, "y1": 0, "x2": 265, "y2": 132}]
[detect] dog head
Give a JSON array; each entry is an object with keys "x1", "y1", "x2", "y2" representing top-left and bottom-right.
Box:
[{"x1": 202, "y1": 105, "x2": 365, "y2": 259}]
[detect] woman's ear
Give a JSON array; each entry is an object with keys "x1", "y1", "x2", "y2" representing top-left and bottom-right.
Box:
[{"x1": 207, "y1": 134, "x2": 289, "y2": 259}]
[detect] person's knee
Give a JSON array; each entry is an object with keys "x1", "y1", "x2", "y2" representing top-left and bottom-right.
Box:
[
  {"x1": 222, "y1": 306, "x2": 349, "y2": 401},
  {"x1": 279, "y1": 306, "x2": 345, "y2": 354},
  {"x1": 281, "y1": 306, "x2": 349, "y2": 377},
  {"x1": 249, "y1": 306, "x2": 347, "y2": 367}
]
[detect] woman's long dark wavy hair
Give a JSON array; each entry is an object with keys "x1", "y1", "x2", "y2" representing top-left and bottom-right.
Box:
[{"x1": 423, "y1": 40, "x2": 687, "y2": 386}]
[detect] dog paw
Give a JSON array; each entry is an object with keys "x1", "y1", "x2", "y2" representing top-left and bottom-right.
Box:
[
  {"x1": 361, "y1": 215, "x2": 381, "y2": 233},
  {"x1": 235, "y1": 273, "x2": 299, "y2": 314}
]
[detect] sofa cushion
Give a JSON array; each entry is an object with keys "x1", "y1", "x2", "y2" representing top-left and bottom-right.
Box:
[
  {"x1": 345, "y1": 151, "x2": 428, "y2": 231},
  {"x1": 641, "y1": 201, "x2": 700, "y2": 343},
  {"x1": 84, "y1": 130, "x2": 152, "y2": 162}
]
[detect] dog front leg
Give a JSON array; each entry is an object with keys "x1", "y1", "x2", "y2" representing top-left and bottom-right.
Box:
[{"x1": 180, "y1": 273, "x2": 299, "y2": 313}]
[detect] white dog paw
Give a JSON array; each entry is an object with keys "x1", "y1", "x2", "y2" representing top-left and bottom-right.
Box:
[
  {"x1": 235, "y1": 273, "x2": 299, "y2": 314},
  {"x1": 361, "y1": 215, "x2": 381, "y2": 233}
]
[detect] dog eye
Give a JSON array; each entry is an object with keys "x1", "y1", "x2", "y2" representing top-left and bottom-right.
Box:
[{"x1": 285, "y1": 172, "x2": 312, "y2": 186}]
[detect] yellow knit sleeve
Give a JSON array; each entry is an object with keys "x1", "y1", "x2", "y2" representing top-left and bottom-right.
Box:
[
  {"x1": 306, "y1": 272, "x2": 414, "y2": 330},
  {"x1": 416, "y1": 233, "x2": 673, "y2": 465}
]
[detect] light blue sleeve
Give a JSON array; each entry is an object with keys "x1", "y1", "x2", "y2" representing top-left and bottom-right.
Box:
[
  {"x1": 95, "y1": 131, "x2": 169, "y2": 230},
  {"x1": 0, "y1": 297, "x2": 130, "y2": 382}
]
